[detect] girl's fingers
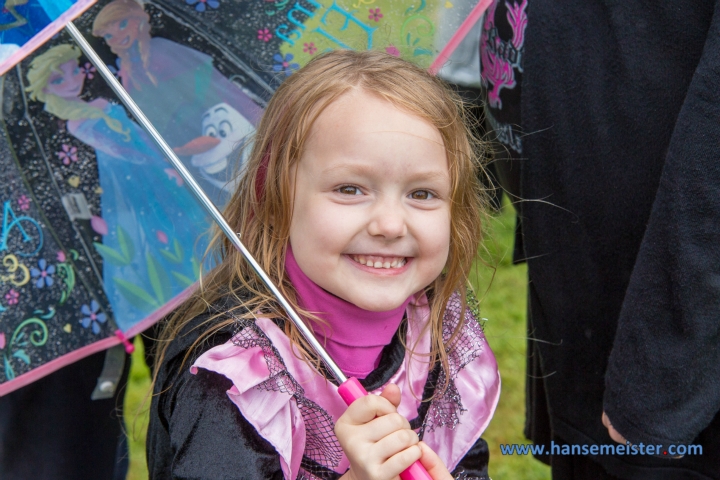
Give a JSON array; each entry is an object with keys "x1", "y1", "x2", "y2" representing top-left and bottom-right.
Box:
[
  {"x1": 417, "y1": 442, "x2": 453, "y2": 480},
  {"x1": 337, "y1": 411, "x2": 413, "y2": 445},
  {"x1": 372, "y1": 426, "x2": 420, "y2": 461},
  {"x1": 378, "y1": 443, "x2": 423, "y2": 480},
  {"x1": 341, "y1": 393, "x2": 399, "y2": 425},
  {"x1": 362, "y1": 413, "x2": 413, "y2": 443}
]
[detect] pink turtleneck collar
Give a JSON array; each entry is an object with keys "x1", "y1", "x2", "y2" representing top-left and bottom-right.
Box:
[{"x1": 284, "y1": 246, "x2": 411, "y2": 379}]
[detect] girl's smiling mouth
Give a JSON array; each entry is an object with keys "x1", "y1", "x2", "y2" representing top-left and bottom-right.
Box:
[{"x1": 349, "y1": 254, "x2": 408, "y2": 269}]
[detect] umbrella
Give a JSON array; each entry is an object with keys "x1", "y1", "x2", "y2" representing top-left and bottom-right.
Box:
[{"x1": 0, "y1": 0, "x2": 490, "y2": 412}]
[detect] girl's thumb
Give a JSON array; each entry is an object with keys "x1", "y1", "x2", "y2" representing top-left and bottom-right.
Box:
[{"x1": 379, "y1": 383, "x2": 402, "y2": 408}]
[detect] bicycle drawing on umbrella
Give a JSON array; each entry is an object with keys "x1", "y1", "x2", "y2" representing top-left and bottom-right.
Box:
[{"x1": 1, "y1": 199, "x2": 43, "y2": 258}]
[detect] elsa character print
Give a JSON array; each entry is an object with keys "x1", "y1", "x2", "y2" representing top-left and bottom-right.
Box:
[{"x1": 26, "y1": 44, "x2": 209, "y2": 331}]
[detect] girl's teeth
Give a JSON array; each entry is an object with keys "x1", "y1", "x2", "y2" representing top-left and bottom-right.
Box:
[{"x1": 352, "y1": 255, "x2": 406, "y2": 269}]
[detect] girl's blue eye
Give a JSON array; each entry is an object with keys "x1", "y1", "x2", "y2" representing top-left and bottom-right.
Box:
[
  {"x1": 119, "y1": 19, "x2": 128, "y2": 29},
  {"x1": 73, "y1": 67, "x2": 80, "y2": 75},
  {"x1": 50, "y1": 77, "x2": 64, "y2": 85},
  {"x1": 337, "y1": 185, "x2": 362, "y2": 195},
  {"x1": 104, "y1": 34, "x2": 112, "y2": 41},
  {"x1": 409, "y1": 190, "x2": 434, "y2": 200}
]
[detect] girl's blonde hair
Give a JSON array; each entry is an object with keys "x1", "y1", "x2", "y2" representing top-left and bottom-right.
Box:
[
  {"x1": 155, "y1": 50, "x2": 488, "y2": 391},
  {"x1": 25, "y1": 44, "x2": 129, "y2": 138},
  {"x1": 92, "y1": 0, "x2": 156, "y2": 89}
]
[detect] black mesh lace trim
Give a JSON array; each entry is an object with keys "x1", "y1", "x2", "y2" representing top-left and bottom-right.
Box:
[
  {"x1": 419, "y1": 292, "x2": 486, "y2": 437},
  {"x1": 231, "y1": 319, "x2": 344, "y2": 472}
]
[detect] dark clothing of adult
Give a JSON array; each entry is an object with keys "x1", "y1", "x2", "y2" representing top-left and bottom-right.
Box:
[
  {"x1": 482, "y1": 0, "x2": 720, "y2": 478},
  {"x1": 147, "y1": 301, "x2": 491, "y2": 479},
  {"x1": 0, "y1": 350, "x2": 130, "y2": 480}
]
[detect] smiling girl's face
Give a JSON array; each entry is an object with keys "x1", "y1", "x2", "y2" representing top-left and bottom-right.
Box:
[
  {"x1": 97, "y1": 16, "x2": 142, "y2": 52},
  {"x1": 288, "y1": 89, "x2": 451, "y2": 312},
  {"x1": 44, "y1": 60, "x2": 85, "y2": 99}
]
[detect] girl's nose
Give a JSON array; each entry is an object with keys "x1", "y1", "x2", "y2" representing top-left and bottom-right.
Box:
[{"x1": 367, "y1": 202, "x2": 408, "y2": 239}]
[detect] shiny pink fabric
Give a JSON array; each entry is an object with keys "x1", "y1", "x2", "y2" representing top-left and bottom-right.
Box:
[
  {"x1": 284, "y1": 246, "x2": 411, "y2": 378},
  {"x1": 192, "y1": 294, "x2": 500, "y2": 479}
]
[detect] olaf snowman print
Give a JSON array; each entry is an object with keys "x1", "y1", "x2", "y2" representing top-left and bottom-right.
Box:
[{"x1": 175, "y1": 102, "x2": 255, "y2": 199}]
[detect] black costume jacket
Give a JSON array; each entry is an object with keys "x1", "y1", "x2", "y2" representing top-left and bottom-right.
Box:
[
  {"x1": 482, "y1": 0, "x2": 720, "y2": 478},
  {"x1": 148, "y1": 299, "x2": 492, "y2": 479}
]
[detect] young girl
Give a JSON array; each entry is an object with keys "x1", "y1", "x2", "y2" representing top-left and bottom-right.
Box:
[{"x1": 148, "y1": 50, "x2": 500, "y2": 480}]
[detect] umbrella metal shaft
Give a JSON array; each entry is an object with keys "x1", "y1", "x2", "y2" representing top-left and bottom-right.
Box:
[{"x1": 65, "y1": 21, "x2": 348, "y2": 385}]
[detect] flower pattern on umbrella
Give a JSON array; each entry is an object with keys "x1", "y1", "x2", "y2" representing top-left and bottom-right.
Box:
[
  {"x1": 273, "y1": 53, "x2": 299, "y2": 76},
  {"x1": 16, "y1": 194, "x2": 30, "y2": 211},
  {"x1": 80, "y1": 300, "x2": 107, "y2": 335},
  {"x1": 257, "y1": 28, "x2": 272, "y2": 42},
  {"x1": 368, "y1": 8, "x2": 383, "y2": 21},
  {"x1": 57, "y1": 143, "x2": 78, "y2": 165},
  {"x1": 4, "y1": 289, "x2": 19, "y2": 306},
  {"x1": 30, "y1": 259, "x2": 55, "y2": 288},
  {"x1": 186, "y1": 0, "x2": 220, "y2": 13}
]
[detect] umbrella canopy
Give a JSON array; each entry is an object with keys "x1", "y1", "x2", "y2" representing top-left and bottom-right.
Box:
[{"x1": 0, "y1": 0, "x2": 489, "y2": 395}]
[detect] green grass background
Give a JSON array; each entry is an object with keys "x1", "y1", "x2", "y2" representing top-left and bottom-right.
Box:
[{"x1": 123, "y1": 202, "x2": 550, "y2": 479}]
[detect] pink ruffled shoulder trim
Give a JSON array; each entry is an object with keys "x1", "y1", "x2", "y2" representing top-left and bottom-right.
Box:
[{"x1": 192, "y1": 293, "x2": 500, "y2": 479}]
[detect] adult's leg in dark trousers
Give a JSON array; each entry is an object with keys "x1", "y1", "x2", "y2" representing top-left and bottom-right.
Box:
[
  {"x1": 550, "y1": 437, "x2": 623, "y2": 480},
  {"x1": 0, "y1": 349, "x2": 131, "y2": 480}
]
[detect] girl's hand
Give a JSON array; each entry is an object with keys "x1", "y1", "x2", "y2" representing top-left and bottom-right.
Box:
[
  {"x1": 335, "y1": 384, "x2": 421, "y2": 480},
  {"x1": 416, "y1": 441, "x2": 453, "y2": 480}
]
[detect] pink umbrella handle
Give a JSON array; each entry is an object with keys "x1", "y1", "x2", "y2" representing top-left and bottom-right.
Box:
[{"x1": 338, "y1": 377, "x2": 434, "y2": 480}]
